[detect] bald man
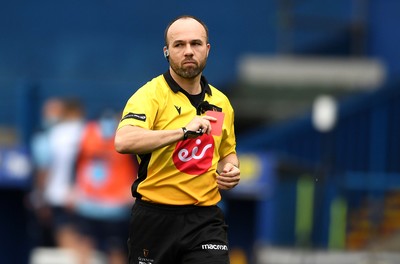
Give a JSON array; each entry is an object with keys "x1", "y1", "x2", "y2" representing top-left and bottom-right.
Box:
[{"x1": 115, "y1": 15, "x2": 240, "y2": 264}]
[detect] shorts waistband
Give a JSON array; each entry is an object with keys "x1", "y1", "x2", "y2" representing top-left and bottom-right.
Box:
[{"x1": 135, "y1": 198, "x2": 215, "y2": 213}]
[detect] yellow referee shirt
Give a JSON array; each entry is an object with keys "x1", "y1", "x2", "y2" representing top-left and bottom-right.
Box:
[{"x1": 118, "y1": 70, "x2": 237, "y2": 206}]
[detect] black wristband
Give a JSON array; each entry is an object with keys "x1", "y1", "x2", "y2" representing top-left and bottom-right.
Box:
[{"x1": 182, "y1": 127, "x2": 188, "y2": 140}]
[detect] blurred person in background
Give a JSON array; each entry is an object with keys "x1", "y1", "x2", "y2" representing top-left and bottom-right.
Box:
[
  {"x1": 41, "y1": 97, "x2": 85, "y2": 250},
  {"x1": 73, "y1": 109, "x2": 138, "y2": 264},
  {"x1": 29, "y1": 97, "x2": 66, "y2": 247}
]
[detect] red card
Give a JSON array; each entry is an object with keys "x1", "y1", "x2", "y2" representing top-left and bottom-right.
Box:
[{"x1": 205, "y1": 111, "x2": 224, "y2": 136}]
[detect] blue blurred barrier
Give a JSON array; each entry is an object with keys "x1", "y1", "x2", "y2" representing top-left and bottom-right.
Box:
[
  {"x1": 228, "y1": 152, "x2": 277, "y2": 200},
  {"x1": 0, "y1": 145, "x2": 32, "y2": 264},
  {"x1": 345, "y1": 171, "x2": 400, "y2": 191},
  {"x1": 0, "y1": 146, "x2": 32, "y2": 189}
]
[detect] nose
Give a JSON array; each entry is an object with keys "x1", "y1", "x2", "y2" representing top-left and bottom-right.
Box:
[{"x1": 183, "y1": 44, "x2": 194, "y2": 56}]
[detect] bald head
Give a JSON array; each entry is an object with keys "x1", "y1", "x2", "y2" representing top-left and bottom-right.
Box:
[{"x1": 164, "y1": 15, "x2": 209, "y2": 47}]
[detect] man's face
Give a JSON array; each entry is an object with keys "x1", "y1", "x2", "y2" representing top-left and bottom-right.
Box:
[{"x1": 166, "y1": 18, "x2": 210, "y2": 79}]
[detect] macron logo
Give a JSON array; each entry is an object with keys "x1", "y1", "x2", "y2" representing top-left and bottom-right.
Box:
[
  {"x1": 201, "y1": 244, "x2": 228, "y2": 251},
  {"x1": 174, "y1": 105, "x2": 181, "y2": 115}
]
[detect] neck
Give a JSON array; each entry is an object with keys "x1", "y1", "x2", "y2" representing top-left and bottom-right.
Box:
[{"x1": 170, "y1": 68, "x2": 202, "y2": 95}]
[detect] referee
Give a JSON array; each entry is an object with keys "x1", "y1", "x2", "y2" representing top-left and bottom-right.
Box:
[{"x1": 115, "y1": 15, "x2": 240, "y2": 264}]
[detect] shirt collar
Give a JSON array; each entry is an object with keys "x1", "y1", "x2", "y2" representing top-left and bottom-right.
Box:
[{"x1": 163, "y1": 70, "x2": 212, "y2": 95}]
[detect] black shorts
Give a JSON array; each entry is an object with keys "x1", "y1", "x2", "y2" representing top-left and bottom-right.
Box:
[{"x1": 128, "y1": 199, "x2": 230, "y2": 264}]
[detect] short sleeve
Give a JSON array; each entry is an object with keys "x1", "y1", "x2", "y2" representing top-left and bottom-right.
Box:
[
  {"x1": 117, "y1": 85, "x2": 159, "y2": 130},
  {"x1": 219, "y1": 102, "x2": 237, "y2": 159}
]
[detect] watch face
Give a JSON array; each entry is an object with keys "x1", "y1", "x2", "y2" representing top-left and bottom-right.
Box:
[{"x1": 186, "y1": 129, "x2": 203, "y2": 139}]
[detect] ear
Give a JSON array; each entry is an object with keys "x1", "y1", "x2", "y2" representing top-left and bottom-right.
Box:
[
  {"x1": 163, "y1": 46, "x2": 169, "y2": 61},
  {"x1": 206, "y1": 43, "x2": 211, "y2": 57}
]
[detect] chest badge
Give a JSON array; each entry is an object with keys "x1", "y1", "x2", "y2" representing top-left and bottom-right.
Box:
[{"x1": 173, "y1": 135, "x2": 214, "y2": 175}]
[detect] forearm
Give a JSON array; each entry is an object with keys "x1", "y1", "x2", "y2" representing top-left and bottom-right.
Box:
[
  {"x1": 115, "y1": 125, "x2": 183, "y2": 154},
  {"x1": 217, "y1": 153, "x2": 239, "y2": 172}
]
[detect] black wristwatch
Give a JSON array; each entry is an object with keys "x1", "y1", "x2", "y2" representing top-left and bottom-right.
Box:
[{"x1": 182, "y1": 127, "x2": 203, "y2": 140}]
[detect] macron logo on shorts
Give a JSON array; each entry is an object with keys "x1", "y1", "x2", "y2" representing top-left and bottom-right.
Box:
[{"x1": 201, "y1": 244, "x2": 228, "y2": 251}]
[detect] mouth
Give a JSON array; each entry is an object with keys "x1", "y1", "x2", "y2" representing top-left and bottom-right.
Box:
[{"x1": 182, "y1": 60, "x2": 197, "y2": 66}]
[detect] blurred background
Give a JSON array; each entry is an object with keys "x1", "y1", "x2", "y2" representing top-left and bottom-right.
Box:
[{"x1": 1, "y1": 0, "x2": 400, "y2": 263}]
